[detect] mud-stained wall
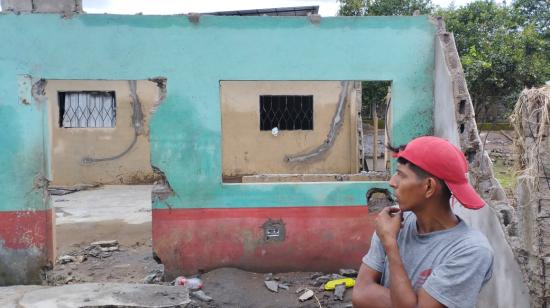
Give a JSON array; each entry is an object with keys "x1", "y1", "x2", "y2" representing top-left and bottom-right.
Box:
[
  {"x1": 221, "y1": 81, "x2": 359, "y2": 177},
  {"x1": 433, "y1": 17, "x2": 531, "y2": 307},
  {"x1": 46, "y1": 80, "x2": 159, "y2": 187}
]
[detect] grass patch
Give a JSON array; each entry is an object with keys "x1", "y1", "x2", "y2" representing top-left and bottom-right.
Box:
[
  {"x1": 492, "y1": 159, "x2": 516, "y2": 192},
  {"x1": 477, "y1": 122, "x2": 512, "y2": 131}
]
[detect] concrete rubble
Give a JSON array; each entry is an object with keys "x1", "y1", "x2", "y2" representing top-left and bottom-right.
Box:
[
  {"x1": 334, "y1": 283, "x2": 346, "y2": 301},
  {"x1": 298, "y1": 289, "x2": 314, "y2": 302}
]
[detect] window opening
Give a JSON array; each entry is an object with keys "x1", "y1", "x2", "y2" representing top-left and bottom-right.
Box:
[
  {"x1": 58, "y1": 91, "x2": 116, "y2": 128},
  {"x1": 260, "y1": 95, "x2": 313, "y2": 130}
]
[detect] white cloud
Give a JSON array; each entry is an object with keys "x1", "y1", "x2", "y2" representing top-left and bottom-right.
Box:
[{"x1": 1, "y1": 0, "x2": 477, "y2": 16}]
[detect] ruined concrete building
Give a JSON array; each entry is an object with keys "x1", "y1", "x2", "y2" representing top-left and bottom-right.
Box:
[{"x1": 0, "y1": 1, "x2": 537, "y2": 306}]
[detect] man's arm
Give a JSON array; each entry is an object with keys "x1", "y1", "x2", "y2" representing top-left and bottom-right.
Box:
[
  {"x1": 352, "y1": 264, "x2": 391, "y2": 308},
  {"x1": 383, "y1": 238, "x2": 444, "y2": 308},
  {"x1": 376, "y1": 208, "x2": 445, "y2": 308}
]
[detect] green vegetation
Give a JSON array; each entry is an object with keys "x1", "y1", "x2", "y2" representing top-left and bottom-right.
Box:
[
  {"x1": 477, "y1": 122, "x2": 513, "y2": 131},
  {"x1": 338, "y1": 0, "x2": 550, "y2": 123},
  {"x1": 492, "y1": 160, "x2": 516, "y2": 195}
]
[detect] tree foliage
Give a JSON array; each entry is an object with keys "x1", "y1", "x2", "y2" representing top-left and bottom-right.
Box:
[
  {"x1": 338, "y1": 0, "x2": 550, "y2": 122},
  {"x1": 338, "y1": 0, "x2": 433, "y2": 16},
  {"x1": 438, "y1": 1, "x2": 550, "y2": 120}
]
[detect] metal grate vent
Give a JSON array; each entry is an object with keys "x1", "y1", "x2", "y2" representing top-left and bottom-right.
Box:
[
  {"x1": 259, "y1": 95, "x2": 313, "y2": 131},
  {"x1": 58, "y1": 91, "x2": 116, "y2": 128}
]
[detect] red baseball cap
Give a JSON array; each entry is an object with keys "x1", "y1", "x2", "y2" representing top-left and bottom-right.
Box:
[{"x1": 392, "y1": 136, "x2": 485, "y2": 210}]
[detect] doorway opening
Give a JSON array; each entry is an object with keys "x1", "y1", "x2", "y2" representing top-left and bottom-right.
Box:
[{"x1": 42, "y1": 79, "x2": 166, "y2": 285}]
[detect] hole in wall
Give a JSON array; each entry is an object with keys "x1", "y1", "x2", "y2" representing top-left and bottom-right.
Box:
[
  {"x1": 459, "y1": 123, "x2": 465, "y2": 134},
  {"x1": 366, "y1": 188, "x2": 394, "y2": 212},
  {"x1": 458, "y1": 99, "x2": 466, "y2": 114},
  {"x1": 465, "y1": 148, "x2": 477, "y2": 164},
  {"x1": 500, "y1": 209, "x2": 511, "y2": 227},
  {"x1": 261, "y1": 219, "x2": 286, "y2": 242},
  {"x1": 45, "y1": 79, "x2": 167, "y2": 285}
]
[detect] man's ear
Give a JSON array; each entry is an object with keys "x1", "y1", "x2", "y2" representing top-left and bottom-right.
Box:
[{"x1": 424, "y1": 177, "x2": 438, "y2": 199}]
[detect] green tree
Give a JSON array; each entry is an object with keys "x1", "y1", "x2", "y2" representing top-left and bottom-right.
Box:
[
  {"x1": 338, "y1": 0, "x2": 434, "y2": 16},
  {"x1": 438, "y1": 1, "x2": 550, "y2": 121}
]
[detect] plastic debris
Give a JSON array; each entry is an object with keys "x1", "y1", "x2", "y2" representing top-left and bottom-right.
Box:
[
  {"x1": 175, "y1": 276, "x2": 203, "y2": 290},
  {"x1": 324, "y1": 278, "x2": 355, "y2": 290}
]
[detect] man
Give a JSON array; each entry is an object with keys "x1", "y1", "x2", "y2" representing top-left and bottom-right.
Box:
[{"x1": 352, "y1": 136, "x2": 494, "y2": 308}]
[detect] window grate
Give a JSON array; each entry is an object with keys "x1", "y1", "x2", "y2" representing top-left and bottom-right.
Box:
[
  {"x1": 58, "y1": 91, "x2": 116, "y2": 128},
  {"x1": 259, "y1": 95, "x2": 313, "y2": 130}
]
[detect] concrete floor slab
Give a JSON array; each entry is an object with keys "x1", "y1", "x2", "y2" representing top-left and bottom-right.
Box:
[
  {"x1": 12, "y1": 283, "x2": 190, "y2": 308},
  {"x1": 52, "y1": 185, "x2": 152, "y2": 225}
]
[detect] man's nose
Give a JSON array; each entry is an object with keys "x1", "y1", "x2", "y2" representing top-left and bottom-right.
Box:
[{"x1": 389, "y1": 174, "x2": 397, "y2": 188}]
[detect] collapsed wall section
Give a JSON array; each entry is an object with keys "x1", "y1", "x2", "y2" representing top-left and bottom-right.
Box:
[
  {"x1": 511, "y1": 85, "x2": 550, "y2": 307},
  {"x1": 432, "y1": 16, "x2": 530, "y2": 307}
]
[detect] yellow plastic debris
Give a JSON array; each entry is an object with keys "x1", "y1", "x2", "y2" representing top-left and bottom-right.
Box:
[{"x1": 324, "y1": 278, "x2": 356, "y2": 290}]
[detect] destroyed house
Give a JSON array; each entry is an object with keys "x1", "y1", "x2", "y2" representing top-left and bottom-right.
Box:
[{"x1": 0, "y1": 7, "x2": 531, "y2": 307}]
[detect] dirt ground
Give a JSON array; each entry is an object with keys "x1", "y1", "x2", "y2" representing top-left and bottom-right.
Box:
[
  {"x1": 45, "y1": 132, "x2": 514, "y2": 307},
  {"x1": 48, "y1": 186, "x2": 354, "y2": 307}
]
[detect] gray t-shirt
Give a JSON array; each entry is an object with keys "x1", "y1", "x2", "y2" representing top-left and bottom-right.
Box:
[{"x1": 362, "y1": 212, "x2": 493, "y2": 308}]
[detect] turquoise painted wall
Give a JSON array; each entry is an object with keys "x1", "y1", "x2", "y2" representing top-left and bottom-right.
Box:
[{"x1": 0, "y1": 14, "x2": 435, "y2": 211}]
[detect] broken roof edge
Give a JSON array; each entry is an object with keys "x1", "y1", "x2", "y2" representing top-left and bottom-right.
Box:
[{"x1": 204, "y1": 5, "x2": 319, "y2": 16}]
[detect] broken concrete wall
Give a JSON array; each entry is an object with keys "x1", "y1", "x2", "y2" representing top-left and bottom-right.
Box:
[
  {"x1": 432, "y1": 17, "x2": 531, "y2": 307},
  {"x1": 511, "y1": 85, "x2": 550, "y2": 307},
  {"x1": 1, "y1": 0, "x2": 82, "y2": 13},
  {"x1": 0, "y1": 75, "x2": 54, "y2": 285},
  {"x1": 0, "y1": 13, "x2": 435, "y2": 282}
]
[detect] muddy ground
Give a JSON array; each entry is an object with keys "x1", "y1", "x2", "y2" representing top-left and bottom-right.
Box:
[{"x1": 44, "y1": 131, "x2": 514, "y2": 307}]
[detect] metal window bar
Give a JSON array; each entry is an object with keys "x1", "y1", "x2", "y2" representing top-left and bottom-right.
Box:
[
  {"x1": 259, "y1": 95, "x2": 313, "y2": 130},
  {"x1": 59, "y1": 91, "x2": 116, "y2": 128}
]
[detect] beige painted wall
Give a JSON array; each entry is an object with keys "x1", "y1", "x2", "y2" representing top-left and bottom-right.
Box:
[
  {"x1": 46, "y1": 80, "x2": 159, "y2": 187},
  {"x1": 221, "y1": 81, "x2": 360, "y2": 178}
]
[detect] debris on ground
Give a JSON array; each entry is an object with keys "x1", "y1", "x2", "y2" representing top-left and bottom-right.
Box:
[
  {"x1": 90, "y1": 240, "x2": 119, "y2": 252},
  {"x1": 313, "y1": 273, "x2": 345, "y2": 287},
  {"x1": 278, "y1": 283, "x2": 289, "y2": 290},
  {"x1": 324, "y1": 277, "x2": 356, "y2": 290},
  {"x1": 339, "y1": 268, "x2": 358, "y2": 277},
  {"x1": 174, "y1": 276, "x2": 203, "y2": 290},
  {"x1": 143, "y1": 269, "x2": 163, "y2": 284},
  {"x1": 334, "y1": 283, "x2": 346, "y2": 301},
  {"x1": 298, "y1": 289, "x2": 315, "y2": 302},
  {"x1": 191, "y1": 290, "x2": 213, "y2": 302},
  {"x1": 57, "y1": 255, "x2": 76, "y2": 264},
  {"x1": 264, "y1": 280, "x2": 279, "y2": 292}
]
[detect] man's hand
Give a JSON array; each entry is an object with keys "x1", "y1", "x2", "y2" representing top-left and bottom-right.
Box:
[{"x1": 375, "y1": 207, "x2": 403, "y2": 245}]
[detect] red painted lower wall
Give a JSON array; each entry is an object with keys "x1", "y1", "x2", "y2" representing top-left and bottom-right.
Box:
[
  {"x1": 0, "y1": 208, "x2": 55, "y2": 285},
  {"x1": 152, "y1": 206, "x2": 376, "y2": 277},
  {"x1": 0, "y1": 209, "x2": 54, "y2": 261}
]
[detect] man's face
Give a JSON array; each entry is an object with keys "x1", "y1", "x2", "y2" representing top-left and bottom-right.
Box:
[{"x1": 388, "y1": 163, "x2": 427, "y2": 212}]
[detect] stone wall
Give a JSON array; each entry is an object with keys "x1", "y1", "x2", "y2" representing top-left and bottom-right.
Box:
[{"x1": 511, "y1": 85, "x2": 550, "y2": 307}]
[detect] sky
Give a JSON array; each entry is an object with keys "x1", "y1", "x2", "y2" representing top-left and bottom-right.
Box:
[{"x1": 0, "y1": 0, "x2": 477, "y2": 16}]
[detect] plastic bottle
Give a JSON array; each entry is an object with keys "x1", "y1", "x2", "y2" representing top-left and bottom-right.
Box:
[{"x1": 175, "y1": 276, "x2": 203, "y2": 290}]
